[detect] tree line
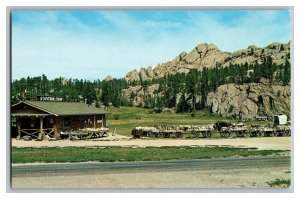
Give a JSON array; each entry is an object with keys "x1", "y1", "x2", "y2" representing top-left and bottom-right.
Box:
[
  {"x1": 11, "y1": 74, "x2": 132, "y2": 107},
  {"x1": 12, "y1": 56, "x2": 290, "y2": 113}
]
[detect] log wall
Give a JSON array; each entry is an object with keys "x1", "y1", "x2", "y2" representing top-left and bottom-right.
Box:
[{"x1": 53, "y1": 115, "x2": 106, "y2": 139}]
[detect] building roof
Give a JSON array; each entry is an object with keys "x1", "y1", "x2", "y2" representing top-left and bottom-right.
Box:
[{"x1": 12, "y1": 101, "x2": 110, "y2": 116}]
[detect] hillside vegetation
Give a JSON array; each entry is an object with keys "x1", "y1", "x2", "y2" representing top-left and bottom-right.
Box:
[{"x1": 11, "y1": 42, "x2": 291, "y2": 118}]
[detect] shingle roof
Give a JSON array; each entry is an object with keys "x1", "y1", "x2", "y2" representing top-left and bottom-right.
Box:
[{"x1": 20, "y1": 101, "x2": 110, "y2": 116}]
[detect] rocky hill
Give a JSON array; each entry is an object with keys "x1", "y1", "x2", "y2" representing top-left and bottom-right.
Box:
[
  {"x1": 119, "y1": 41, "x2": 290, "y2": 119},
  {"x1": 124, "y1": 42, "x2": 290, "y2": 82}
]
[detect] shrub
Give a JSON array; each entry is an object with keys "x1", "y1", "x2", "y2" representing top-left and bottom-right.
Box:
[
  {"x1": 151, "y1": 107, "x2": 162, "y2": 114},
  {"x1": 113, "y1": 114, "x2": 120, "y2": 120},
  {"x1": 149, "y1": 110, "x2": 154, "y2": 114},
  {"x1": 267, "y1": 178, "x2": 290, "y2": 188}
]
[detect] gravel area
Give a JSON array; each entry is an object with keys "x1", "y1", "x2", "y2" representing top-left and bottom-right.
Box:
[{"x1": 11, "y1": 135, "x2": 291, "y2": 150}]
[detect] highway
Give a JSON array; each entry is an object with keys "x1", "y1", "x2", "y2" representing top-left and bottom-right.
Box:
[
  {"x1": 12, "y1": 156, "x2": 290, "y2": 175},
  {"x1": 11, "y1": 156, "x2": 291, "y2": 189}
]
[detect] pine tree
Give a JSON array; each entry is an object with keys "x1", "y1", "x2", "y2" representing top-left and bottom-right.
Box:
[
  {"x1": 199, "y1": 67, "x2": 209, "y2": 109},
  {"x1": 283, "y1": 58, "x2": 291, "y2": 85},
  {"x1": 176, "y1": 94, "x2": 190, "y2": 113},
  {"x1": 186, "y1": 69, "x2": 199, "y2": 111},
  {"x1": 82, "y1": 81, "x2": 96, "y2": 105},
  {"x1": 264, "y1": 56, "x2": 274, "y2": 83},
  {"x1": 280, "y1": 44, "x2": 284, "y2": 52}
]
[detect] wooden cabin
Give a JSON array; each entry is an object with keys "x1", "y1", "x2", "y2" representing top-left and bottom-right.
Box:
[{"x1": 11, "y1": 101, "x2": 110, "y2": 140}]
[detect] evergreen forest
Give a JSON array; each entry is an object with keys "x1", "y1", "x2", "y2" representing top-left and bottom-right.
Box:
[{"x1": 11, "y1": 56, "x2": 290, "y2": 113}]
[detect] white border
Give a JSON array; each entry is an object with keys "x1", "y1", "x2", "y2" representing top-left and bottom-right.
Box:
[{"x1": 1, "y1": 0, "x2": 299, "y2": 198}]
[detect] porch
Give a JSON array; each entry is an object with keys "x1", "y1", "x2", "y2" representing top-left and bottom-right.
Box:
[{"x1": 14, "y1": 114, "x2": 55, "y2": 140}]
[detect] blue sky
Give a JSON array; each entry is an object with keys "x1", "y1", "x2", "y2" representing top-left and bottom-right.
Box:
[{"x1": 12, "y1": 10, "x2": 291, "y2": 80}]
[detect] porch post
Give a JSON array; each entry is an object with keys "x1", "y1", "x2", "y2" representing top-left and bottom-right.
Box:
[
  {"x1": 93, "y1": 115, "x2": 96, "y2": 129},
  {"x1": 102, "y1": 115, "x2": 104, "y2": 128},
  {"x1": 102, "y1": 115, "x2": 105, "y2": 127},
  {"x1": 53, "y1": 118, "x2": 59, "y2": 139},
  {"x1": 16, "y1": 119, "x2": 21, "y2": 140},
  {"x1": 38, "y1": 117, "x2": 44, "y2": 140}
]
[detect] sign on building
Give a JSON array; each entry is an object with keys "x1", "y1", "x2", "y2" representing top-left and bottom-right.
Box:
[{"x1": 38, "y1": 96, "x2": 63, "y2": 102}]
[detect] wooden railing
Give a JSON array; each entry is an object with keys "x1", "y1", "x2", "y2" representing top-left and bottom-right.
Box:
[{"x1": 19, "y1": 128, "x2": 54, "y2": 139}]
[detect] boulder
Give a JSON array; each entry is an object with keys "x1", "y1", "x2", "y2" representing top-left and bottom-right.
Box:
[
  {"x1": 139, "y1": 68, "x2": 148, "y2": 81},
  {"x1": 124, "y1": 69, "x2": 140, "y2": 81},
  {"x1": 206, "y1": 83, "x2": 291, "y2": 119},
  {"x1": 146, "y1": 66, "x2": 154, "y2": 78}
]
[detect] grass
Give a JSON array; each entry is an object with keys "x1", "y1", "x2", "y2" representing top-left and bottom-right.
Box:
[
  {"x1": 267, "y1": 178, "x2": 291, "y2": 188},
  {"x1": 12, "y1": 146, "x2": 287, "y2": 164},
  {"x1": 107, "y1": 106, "x2": 249, "y2": 136}
]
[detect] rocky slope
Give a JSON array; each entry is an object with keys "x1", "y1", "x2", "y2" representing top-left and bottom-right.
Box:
[
  {"x1": 122, "y1": 80, "x2": 291, "y2": 118},
  {"x1": 124, "y1": 42, "x2": 290, "y2": 81},
  {"x1": 121, "y1": 84, "x2": 160, "y2": 106},
  {"x1": 206, "y1": 79, "x2": 291, "y2": 119}
]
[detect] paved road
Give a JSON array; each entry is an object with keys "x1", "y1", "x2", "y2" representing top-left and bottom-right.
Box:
[
  {"x1": 11, "y1": 156, "x2": 291, "y2": 188},
  {"x1": 12, "y1": 156, "x2": 290, "y2": 177}
]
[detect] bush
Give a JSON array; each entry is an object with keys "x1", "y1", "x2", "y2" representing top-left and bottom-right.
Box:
[
  {"x1": 154, "y1": 107, "x2": 162, "y2": 113},
  {"x1": 113, "y1": 114, "x2": 120, "y2": 120},
  {"x1": 95, "y1": 101, "x2": 100, "y2": 108},
  {"x1": 267, "y1": 178, "x2": 290, "y2": 188},
  {"x1": 191, "y1": 113, "x2": 195, "y2": 117},
  {"x1": 149, "y1": 110, "x2": 154, "y2": 114}
]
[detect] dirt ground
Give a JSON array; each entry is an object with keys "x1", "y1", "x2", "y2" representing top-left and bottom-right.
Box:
[{"x1": 11, "y1": 134, "x2": 291, "y2": 150}]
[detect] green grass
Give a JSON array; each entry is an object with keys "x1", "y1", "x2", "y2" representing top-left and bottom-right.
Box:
[
  {"x1": 267, "y1": 178, "x2": 291, "y2": 188},
  {"x1": 107, "y1": 106, "x2": 248, "y2": 136},
  {"x1": 12, "y1": 146, "x2": 287, "y2": 164}
]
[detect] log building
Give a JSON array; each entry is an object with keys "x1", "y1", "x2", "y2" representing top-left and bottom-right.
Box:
[{"x1": 11, "y1": 101, "x2": 110, "y2": 140}]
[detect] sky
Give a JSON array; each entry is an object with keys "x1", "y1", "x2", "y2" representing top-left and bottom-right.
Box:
[{"x1": 11, "y1": 10, "x2": 291, "y2": 80}]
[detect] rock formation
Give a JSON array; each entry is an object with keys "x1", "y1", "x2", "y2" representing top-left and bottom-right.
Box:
[
  {"x1": 206, "y1": 80, "x2": 291, "y2": 119},
  {"x1": 121, "y1": 41, "x2": 290, "y2": 118},
  {"x1": 124, "y1": 69, "x2": 140, "y2": 82},
  {"x1": 124, "y1": 42, "x2": 290, "y2": 82},
  {"x1": 121, "y1": 84, "x2": 160, "y2": 106},
  {"x1": 104, "y1": 75, "x2": 113, "y2": 81}
]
